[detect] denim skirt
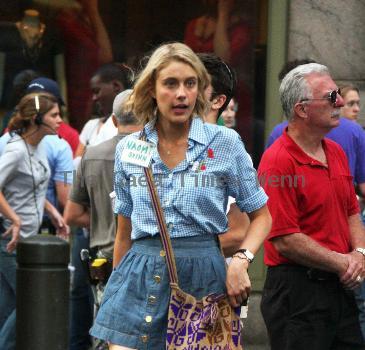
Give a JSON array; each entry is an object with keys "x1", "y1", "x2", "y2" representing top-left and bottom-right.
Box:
[{"x1": 90, "y1": 234, "x2": 226, "y2": 349}]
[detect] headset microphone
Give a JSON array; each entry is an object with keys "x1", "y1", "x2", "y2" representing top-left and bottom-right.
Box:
[
  {"x1": 34, "y1": 95, "x2": 61, "y2": 138},
  {"x1": 42, "y1": 122, "x2": 62, "y2": 138}
]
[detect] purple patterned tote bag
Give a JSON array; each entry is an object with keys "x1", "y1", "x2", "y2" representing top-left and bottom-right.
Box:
[
  {"x1": 143, "y1": 163, "x2": 243, "y2": 350},
  {"x1": 166, "y1": 284, "x2": 242, "y2": 349}
]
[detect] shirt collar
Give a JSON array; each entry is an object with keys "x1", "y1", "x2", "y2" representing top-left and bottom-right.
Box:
[
  {"x1": 281, "y1": 128, "x2": 329, "y2": 167},
  {"x1": 188, "y1": 117, "x2": 208, "y2": 146},
  {"x1": 142, "y1": 116, "x2": 208, "y2": 146}
]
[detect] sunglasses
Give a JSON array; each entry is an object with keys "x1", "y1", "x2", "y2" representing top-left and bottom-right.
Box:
[{"x1": 301, "y1": 88, "x2": 341, "y2": 105}]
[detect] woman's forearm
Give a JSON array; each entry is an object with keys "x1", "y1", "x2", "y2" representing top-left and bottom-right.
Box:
[
  {"x1": 236, "y1": 205, "x2": 272, "y2": 254},
  {"x1": 113, "y1": 215, "x2": 132, "y2": 267},
  {"x1": 0, "y1": 191, "x2": 20, "y2": 224}
]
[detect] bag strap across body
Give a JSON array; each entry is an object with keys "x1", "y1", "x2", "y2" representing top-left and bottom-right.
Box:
[
  {"x1": 140, "y1": 131, "x2": 226, "y2": 287},
  {"x1": 143, "y1": 165, "x2": 179, "y2": 286}
]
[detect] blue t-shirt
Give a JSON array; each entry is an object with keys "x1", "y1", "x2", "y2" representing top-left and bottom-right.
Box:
[
  {"x1": 0, "y1": 133, "x2": 73, "y2": 208},
  {"x1": 266, "y1": 118, "x2": 365, "y2": 184}
]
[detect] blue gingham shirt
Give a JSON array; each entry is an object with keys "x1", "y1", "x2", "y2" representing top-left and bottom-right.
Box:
[{"x1": 114, "y1": 117, "x2": 267, "y2": 239}]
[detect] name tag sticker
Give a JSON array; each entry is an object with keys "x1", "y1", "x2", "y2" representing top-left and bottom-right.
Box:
[{"x1": 121, "y1": 139, "x2": 155, "y2": 167}]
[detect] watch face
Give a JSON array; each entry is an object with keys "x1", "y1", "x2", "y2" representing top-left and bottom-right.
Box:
[
  {"x1": 356, "y1": 248, "x2": 365, "y2": 256},
  {"x1": 244, "y1": 249, "x2": 254, "y2": 261}
]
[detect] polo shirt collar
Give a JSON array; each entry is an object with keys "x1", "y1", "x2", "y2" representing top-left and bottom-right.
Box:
[{"x1": 282, "y1": 128, "x2": 329, "y2": 167}]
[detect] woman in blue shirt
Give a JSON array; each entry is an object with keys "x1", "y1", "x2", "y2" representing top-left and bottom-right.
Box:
[{"x1": 90, "y1": 42, "x2": 271, "y2": 349}]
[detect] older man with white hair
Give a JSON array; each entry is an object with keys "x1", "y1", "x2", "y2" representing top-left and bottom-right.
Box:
[
  {"x1": 258, "y1": 63, "x2": 365, "y2": 349},
  {"x1": 64, "y1": 89, "x2": 142, "y2": 257}
]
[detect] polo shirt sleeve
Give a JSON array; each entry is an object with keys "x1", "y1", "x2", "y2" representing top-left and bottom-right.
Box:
[
  {"x1": 114, "y1": 141, "x2": 133, "y2": 217},
  {"x1": 227, "y1": 133, "x2": 268, "y2": 213},
  {"x1": 69, "y1": 155, "x2": 89, "y2": 205},
  {"x1": 347, "y1": 180, "x2": 360, "y2": 217},
  {"x1": 0, "y1": 148, "x2": 22, "y2": 190},
  {"x1": 260, "y1": 167, "x2": 301, "y2": 240},
  {"x1": 53, "y1": 141, "x2": 74, "y2": 184}
]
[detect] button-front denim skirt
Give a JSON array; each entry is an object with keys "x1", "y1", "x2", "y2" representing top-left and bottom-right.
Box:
[{"x1": 90, "y1": 235, "x2": 226, "y2": 349}]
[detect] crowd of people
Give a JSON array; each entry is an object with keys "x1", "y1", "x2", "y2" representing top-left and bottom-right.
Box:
[{"x1": 0, "y1": 39, "x2": 365, "y2": 350}]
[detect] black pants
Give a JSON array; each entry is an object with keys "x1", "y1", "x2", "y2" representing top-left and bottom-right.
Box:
[{"x1": 261, "y1": 265, "x2": 365, "y2": 350}]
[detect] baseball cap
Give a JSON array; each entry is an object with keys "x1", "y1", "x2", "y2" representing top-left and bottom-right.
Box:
[{"x1": 26, "y1": 77, "x2": 65, "y2": 105}]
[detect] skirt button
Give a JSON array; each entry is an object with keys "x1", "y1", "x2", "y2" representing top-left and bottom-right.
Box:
[
  {"x1": 140, "y1": 335, "x2": 148, "y2": 343},
  {"x1": 153, "y1": 275, "x2": 161, "y2": 283}
]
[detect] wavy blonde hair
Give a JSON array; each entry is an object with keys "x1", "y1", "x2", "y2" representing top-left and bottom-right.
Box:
[{"x1": 126, "y1": 42, "x2": 210, "y2": 125}]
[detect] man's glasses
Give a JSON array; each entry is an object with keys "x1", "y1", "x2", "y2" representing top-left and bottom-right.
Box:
[{"x1": 301, "y1": 88, "x2": 341, "y2": 106}]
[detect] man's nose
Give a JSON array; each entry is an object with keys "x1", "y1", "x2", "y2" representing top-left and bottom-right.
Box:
[{"x1": 335, "y1": 94, "x2": 344, "y2": 108}]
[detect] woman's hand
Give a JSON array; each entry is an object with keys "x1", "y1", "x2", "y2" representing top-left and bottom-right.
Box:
[
  {"x1": 2, "y1": 218, "x2": 21, "y2": 253},
  {"x1": 45, "y1": 200, "x2": 70, "y2": 240},
  {"x1": 49, "y1": 208, "x2": 70, "y2": 241},
  {"x1": 226, "y1": 256, "x2": 251, "y2": 307}
]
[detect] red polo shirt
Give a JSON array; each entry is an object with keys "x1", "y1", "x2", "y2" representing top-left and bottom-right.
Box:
[{"x1": 258, "y1": 130, "x2": 359, "y2": 266}]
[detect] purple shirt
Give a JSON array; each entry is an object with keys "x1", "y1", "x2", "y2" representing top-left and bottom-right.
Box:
[{"x1": 266, "y1": 117, "x2": 365, "y2": 184}]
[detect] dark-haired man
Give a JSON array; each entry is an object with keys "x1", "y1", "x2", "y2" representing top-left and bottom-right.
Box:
[
  {"x1": 75, "y1": 63, "x2": 134, "y2": 158},
  {"x1": 198, "y1": 52, "x2": 236, "y2": 124},
  {"x1": 198, "y1": 54, "x2": 252, "y2": 293}
]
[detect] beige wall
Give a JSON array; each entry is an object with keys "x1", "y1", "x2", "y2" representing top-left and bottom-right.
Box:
[{"x1": 288, "y1": 0, "x2": 365, "y2": 126}]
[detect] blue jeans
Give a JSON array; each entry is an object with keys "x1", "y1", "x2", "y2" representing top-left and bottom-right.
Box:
[
  {"x1": 0, "y1": 238, "x2": 16, "y2": 350},
  {"x1": 69, "y1": 228, "x2": 94, "y2": 350}
]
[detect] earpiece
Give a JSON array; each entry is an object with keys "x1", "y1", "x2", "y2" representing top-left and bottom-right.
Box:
[
  {"x1": 34, "y1": 95, "x2": 43, "y2": 126},
  {"x1": 33, "y1": 94, "x2": 61, "y2": 138}
]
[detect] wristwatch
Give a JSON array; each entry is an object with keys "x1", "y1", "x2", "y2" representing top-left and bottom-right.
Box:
[
  {"x1": 234, "y1": 249, "x2": 255, "y2": 263},
  {"x1": 355, "y1": 248, "x2": 365, "y2": 257}
]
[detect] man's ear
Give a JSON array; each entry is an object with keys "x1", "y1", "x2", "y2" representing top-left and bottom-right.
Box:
[
  {"x1": 112, "y1": 114, "x2": 118, "y2": 127},
  {"x1": 294, "y1": 102, "x2": 307, "y2": 119},
  {"x1": 112, "y1": 80, "x2": 124, "y2": 94},
  {"x1": 211, "y1": 94, "x2": 227, "y2": 111}
]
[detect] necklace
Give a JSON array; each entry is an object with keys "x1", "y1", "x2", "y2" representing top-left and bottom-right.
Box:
[{"x1": 158, "y1": 140, "x2": 188, "y2": 157}]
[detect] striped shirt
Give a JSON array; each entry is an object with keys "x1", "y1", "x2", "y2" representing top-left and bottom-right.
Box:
[{"x1": 114, "y1": 117, "x2": 267, "y2": 240}]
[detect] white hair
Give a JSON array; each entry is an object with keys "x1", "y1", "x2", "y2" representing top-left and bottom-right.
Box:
[
  {"x1": 279, "y1": 63, "x2": 330, "y2": 120},
  {"x1": 112, "y1": 89, "x2": 139, "y2": 125}
]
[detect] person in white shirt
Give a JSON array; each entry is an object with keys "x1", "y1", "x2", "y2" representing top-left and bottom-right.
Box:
[{"x1": 75, "y1": 63, "x2": 134, "y2": 157}]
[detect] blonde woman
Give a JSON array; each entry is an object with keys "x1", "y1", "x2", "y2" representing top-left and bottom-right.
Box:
[{"x1": 90, "y1": 42, "x2": 271, "y2": 349}]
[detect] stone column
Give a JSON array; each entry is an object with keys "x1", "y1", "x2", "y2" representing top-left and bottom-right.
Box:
[{"x1": 288, "y1": 0, "x2": 365, "y2": 124}]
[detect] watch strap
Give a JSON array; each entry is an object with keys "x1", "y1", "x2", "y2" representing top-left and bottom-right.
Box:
[
  {"x1": 355, "y1": 247, "x2": 365, "y2": 257},
  {"x1": 234, "y1": 248, "x2": 254, "y2": 263}
]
